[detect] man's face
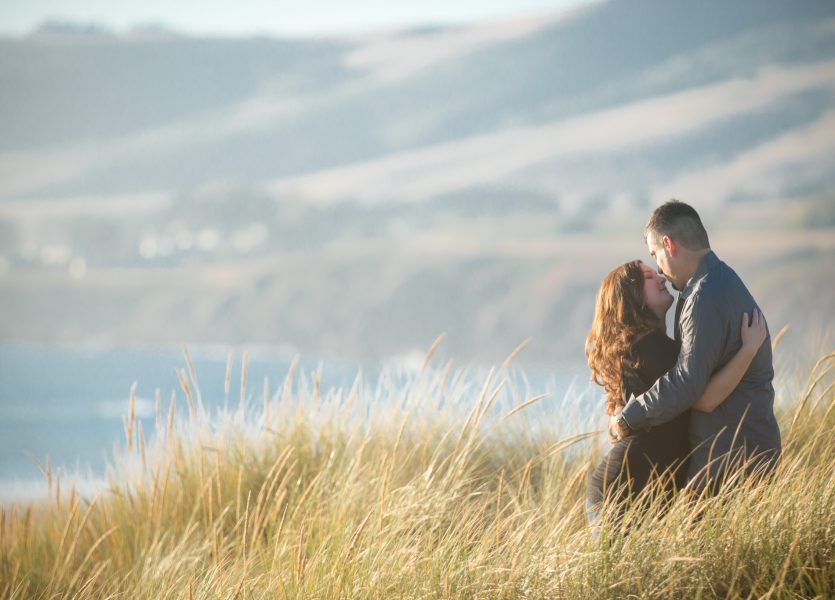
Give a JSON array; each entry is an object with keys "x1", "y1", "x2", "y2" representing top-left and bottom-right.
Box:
[{"x1": 646, "y1": 231, "x2": 679, "y2": 289}]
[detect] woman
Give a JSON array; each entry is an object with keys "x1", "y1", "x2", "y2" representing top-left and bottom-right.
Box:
[{"x1": 584, "y1": 260, "x2": 766, "y2": 523}]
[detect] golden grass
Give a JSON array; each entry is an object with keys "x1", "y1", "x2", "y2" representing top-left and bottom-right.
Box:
[{"x1": 0, "y1": 347, "x2": 833, "y2": 599}]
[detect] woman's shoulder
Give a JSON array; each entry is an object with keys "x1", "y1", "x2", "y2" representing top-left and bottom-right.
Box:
[{"x1": 633, "y1": 329, "x2": 679, "y2": 356}]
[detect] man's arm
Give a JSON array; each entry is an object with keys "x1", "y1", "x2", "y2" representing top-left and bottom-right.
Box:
[{"x1": 619, "y1": 290, "x2": 726, "y2": 431}]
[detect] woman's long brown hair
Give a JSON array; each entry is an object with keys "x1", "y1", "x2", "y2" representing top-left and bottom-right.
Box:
[{"x1": 585, "y1": 260, "x2": 664, "y2": 416}]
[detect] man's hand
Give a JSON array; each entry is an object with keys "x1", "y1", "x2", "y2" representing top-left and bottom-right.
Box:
[{"x1": 608, "y1": 410, "x2": 631, "y2": 443}]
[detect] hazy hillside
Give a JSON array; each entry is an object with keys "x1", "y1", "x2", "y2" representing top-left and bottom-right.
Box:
[
  {"x1": 0, "y1": 0, "x2": 833, "y2": 364},
  {"x1": 2, "y1": 0, "x2": 835, "y2": 199}
]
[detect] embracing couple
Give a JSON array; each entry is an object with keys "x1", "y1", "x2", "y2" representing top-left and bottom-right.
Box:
[{"x1": 584, "y1": 200, "x2": 782, "y2": 524}]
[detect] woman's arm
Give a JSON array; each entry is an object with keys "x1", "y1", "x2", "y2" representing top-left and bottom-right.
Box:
[{"x1": 691, "y1": 309, "x2": 767, "y2": 413}]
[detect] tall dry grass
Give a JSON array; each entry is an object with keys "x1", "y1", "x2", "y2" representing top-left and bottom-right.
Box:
[{"x1": 1, "y1": 341, "x2": 833, "y2": 599}]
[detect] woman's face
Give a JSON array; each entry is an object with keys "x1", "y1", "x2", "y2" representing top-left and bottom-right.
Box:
[{"x1": 640, "y1": 261, "x2": 674, "y2": 316}]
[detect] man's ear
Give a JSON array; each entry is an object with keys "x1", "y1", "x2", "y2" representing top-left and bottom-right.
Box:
[{"x1": 662, "y1": 235, "x2": 676, "y2": 256}]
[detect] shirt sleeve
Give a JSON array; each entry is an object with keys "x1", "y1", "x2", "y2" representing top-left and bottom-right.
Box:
[{"x1": 620, "y1": 290, "x2": 725, "y2": 430}]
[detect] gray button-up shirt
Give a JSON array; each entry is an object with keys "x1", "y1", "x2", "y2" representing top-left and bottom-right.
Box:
[{"x1": 620, "y1": 250, "x2": 782, "y2": 486}]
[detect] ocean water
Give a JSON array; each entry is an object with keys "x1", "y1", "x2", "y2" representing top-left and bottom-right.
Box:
[{"x1": 0, "y1": 343, "x2": 595, "y2": 502}]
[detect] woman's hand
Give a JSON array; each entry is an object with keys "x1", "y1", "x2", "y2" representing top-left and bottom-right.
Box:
[{"x1": 741, "y1": 309, "x2": 767, "y2": 355}]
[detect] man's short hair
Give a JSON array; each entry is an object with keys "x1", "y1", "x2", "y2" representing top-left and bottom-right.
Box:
[{"x1": 644, "y1": 200, "x2": 710, "y2": 251}]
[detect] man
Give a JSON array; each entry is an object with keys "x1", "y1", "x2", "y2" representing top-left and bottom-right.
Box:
[{"x1": 612, "y1": 200, "x2": 781, "y2": 491}]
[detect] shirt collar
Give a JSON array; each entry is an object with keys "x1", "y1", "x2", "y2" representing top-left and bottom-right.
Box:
[{"x1": 680, "y1": 250, "x2": 718, "y2": 299}]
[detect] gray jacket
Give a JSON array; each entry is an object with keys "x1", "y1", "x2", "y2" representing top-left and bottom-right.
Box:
[{"x1": 620, "y1": 251, "x2": 781, "y2": 487}]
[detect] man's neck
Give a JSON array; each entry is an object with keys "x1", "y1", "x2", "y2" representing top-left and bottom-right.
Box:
[{"x1": 678, "y1": 248, "x2": 711, "y2": 289}]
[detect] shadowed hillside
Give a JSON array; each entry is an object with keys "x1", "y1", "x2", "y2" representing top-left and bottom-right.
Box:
[{"x1": 0, "y1": 0, "x2": 833, "y2": 364}]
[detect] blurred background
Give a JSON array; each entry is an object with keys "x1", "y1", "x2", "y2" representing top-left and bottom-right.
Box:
[{"x1": 1, "y1": 0, "x2": 834, "y2": 495}]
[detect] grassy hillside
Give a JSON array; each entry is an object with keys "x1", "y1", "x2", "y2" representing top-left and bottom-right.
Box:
[{"x1": 1, "y1": 344, "x2": 833, "y2": 598}]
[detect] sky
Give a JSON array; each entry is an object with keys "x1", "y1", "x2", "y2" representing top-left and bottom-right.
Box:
[{"x1": 1, "y1": 0, "x2": 594, "y2": 37}]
